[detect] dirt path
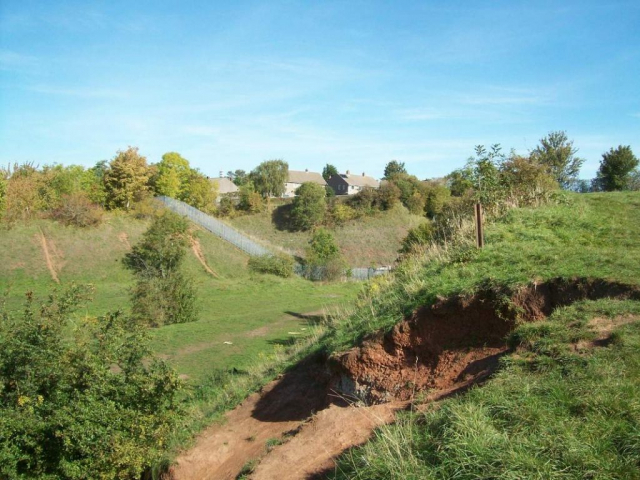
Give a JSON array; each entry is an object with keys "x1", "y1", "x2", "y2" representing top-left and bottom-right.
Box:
[
  {"x1": 36, "y1": 228, "x2": 60, "y2": 283},
  {"x1": 190, "y1": 235, "x2": 219, "y2": 278},
  {"x1": 168, "y1": 354, "x2": 495, "y2": 480},
  {"x1": 118, "y1": 232, "x2": 132, "y2": 249}
]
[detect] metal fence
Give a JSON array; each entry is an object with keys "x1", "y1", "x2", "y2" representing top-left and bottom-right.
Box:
[
  {"x1": 157, "y1": 196, "x2": 271, "y2": 257},
  {"x1": 158, "y1": 196, "x2": 392, "y2": 281}
]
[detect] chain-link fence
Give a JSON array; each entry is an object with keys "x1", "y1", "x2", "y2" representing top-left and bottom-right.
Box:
[
  {"x1": 158, "y1": 196, "x2": 392, "y2": 281},
  {"x1": 157, "y1": 196, "x2": 271, "y2": 257}
]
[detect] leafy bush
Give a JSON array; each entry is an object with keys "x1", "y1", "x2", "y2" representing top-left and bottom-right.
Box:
[
  {"x1": 377, "y1": 182, "x2": 402, "y2": 210},
  {"x1": 238, "y1": 182, "x2": 263, "y2": 213},
  {"x1": 124, "y1": 211, "x2": 189, "y2": 278},
  {"x1": 124, "y1": 211, "x2": 198, "y2": 326},
  {"x1": 50, "y1": 192, "x2": 104, "y2": 227},
  {"x1": 290, "y1": 182, "x2": 327, "y2": 230},
  {"x1": 405, "y1": 192, "x2": 426, "y2": 215},
  {"x1": 303, "y1": 228, "x2": 346, "y2": 281},
  {"x1": 217, "y1": 196, "x2": 236, "y2": 217},
  {"x1": 330, "y1": 203, "x2": 358, "y2": 225},
  {"x1": 400, "y1": 221, "x2": 434, "y2": 254},
  {"x1": 248, "y1": 253, "x2": 295, "y2": 277},
  {"x1": 0, "y1": 285, "x2": 179, "y2": 479},
  {"x1": 131, "y1": 271, "x2": 199, "y2": 327}
]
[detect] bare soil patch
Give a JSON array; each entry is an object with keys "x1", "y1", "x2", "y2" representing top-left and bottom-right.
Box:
[
  {"x1": 117, "y1": 231, "x2": 132, "y2": 249},
  {"x1": 332, "y1": 278, "x2": 640, "y2": 404},
  {"x1": 36, "y1": 228, "x2": 61, "y2": 283},
  {"x1": 190, "y1": 235, "x2": 219, "y2": 278},
  {"x1": 167, "y1": 278, "x2": 640, "y2": 480}
]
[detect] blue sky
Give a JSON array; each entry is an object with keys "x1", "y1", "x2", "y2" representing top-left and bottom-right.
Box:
[{"x1": 1, "y1": 0, "x2": 639, "y2": 179}]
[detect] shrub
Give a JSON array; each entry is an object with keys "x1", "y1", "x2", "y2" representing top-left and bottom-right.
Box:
[
  {"x1": 217, "y1": 196, "x2": 236, "y2": 217},
  {"x1": 131, "y1": 271, "x2": 198, "y2": 327},
  {"x1": 124, "y1": 211, "x2": 198, "y2": 326},
  {"x1": 331, "y1": 203, "x2": 358, "y2": 225},
  {"x1": 424, "y1": 184, "x2": 451, "y2": 217},
  {"x1": 290, "y1": 182, "x2": 327, "y2": 230},
  {"x1": 400, "y1": 221, "x2": 434, "y2": 254},
  {"x1": 124, "y1": 211, "x2": 189, "y2": 278},
  {"x1": 349, "y1": 187, "x2": 378, "y2": 213},
  {"x1": 248, "y1": 253, "x2": 295, "y2": 277},
  {"x1": 405, "y1": 192, "x2": 426, "y2": 215},
  {"x1": 50, "y1": 192, "x2": 104, "y2": 227},
  {"x1": 0, "y1": 285, "x2": 179, "y2": 479},
  {"x1": 131, "y1": 196, "x2": 162, "y2": 219},
  {"x1": 377, "y1": 182, "x2": 402, "y2": 210},
  {"x1": 303, "y1": 228, "x2": 346, "y2": 281},
  {"x1": 238, "y1": 182, "x2": 263, "y2": 213}
]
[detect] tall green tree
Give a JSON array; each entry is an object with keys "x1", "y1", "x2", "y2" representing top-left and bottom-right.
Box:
[
  {"x1": 227, "y1": 169, "x2": 249, "y2": 186},
  {"x1": 103, "y1": 147, "x2": 151, "y2": 210},
  {"x1": 322, "y1": 164, "x2": 338, "y2": 182},
  {"x1": 290, "y1": 182, "x2": 327, "y2": 230},
  {"x1": 250, "y1": 160, "x2": 288, "y2": 198},
  {"x1": 181, "y1": 171, "x2": 217, "y2": 211},
  {"x1": 383, "y1": 160, "x2": 407, "y2": 179},
  {"x1": 594, "y1": 145, "x2": 639, "y2": 191},
  {"x1": 153, "y1": 152, "x2": 191, "y2": 198},
  {"x1": 531, "y1": 131, "x2": 584, "y2": 189}
]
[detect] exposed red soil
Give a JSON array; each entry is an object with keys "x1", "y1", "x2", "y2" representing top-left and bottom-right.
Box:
[
  {"x1": 167, "y1": 278, "x2": 640, "y2": 480},
  {"x1": 190, "y1": 235, "x2": 219, "y2": 278},
  {"x1": 331, "y1": 278, "x2": 640, "y2": 404},
  {"x1": 117, "y1": 231, "x2": 132, "y2": 249},
  {"x1": 36, "y1": 228, "x2": 61, "y2": 283}
]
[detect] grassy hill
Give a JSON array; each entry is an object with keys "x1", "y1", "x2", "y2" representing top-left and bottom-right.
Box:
[
  {"x1": 0, "y1": 214, "x2": 360, "y2": 383},
  {"x1": 321, "y1": 191, "x2": 640, "y2": 478},
  {"x1": 227, "y1": 202, "x2": 427, "y2": 266}
]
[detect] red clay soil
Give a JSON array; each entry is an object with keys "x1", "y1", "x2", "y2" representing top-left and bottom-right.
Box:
[
  {"x1": 332, "y1": 278, "x2": 640, "y2": 404},
  {"x1": 168, "y1": 278, "x2": 640, "y2": 480}
]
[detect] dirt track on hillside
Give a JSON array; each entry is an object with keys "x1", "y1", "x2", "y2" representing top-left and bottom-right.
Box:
[{"x1": 168, "y1": 278, "x2": 640, "y2": 480}]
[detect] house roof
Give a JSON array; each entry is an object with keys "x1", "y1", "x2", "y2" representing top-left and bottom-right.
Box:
[
  {"x1": 335, "y1": 172, "x2": 380, "y2": 188},
  {"x1": 211, "y1": 177, "x2": 239, "y2": 194},
  {"x1": 287, "y1": 170, "x2": 327, "y2": 185}
]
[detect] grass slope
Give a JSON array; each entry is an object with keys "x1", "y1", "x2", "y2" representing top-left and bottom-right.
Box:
[
  {"x1": 0, "y1": 214, "x2": 360, "y2": 383},
  {"x1": 228, "y1": 203, "x2": 426, "y2": 266},
  {"x1": 323, "y1": 192, "x2": 640, "y2": 479},
  {"x1": 328, "y1": 192, "x2": 640, "y2": 352}
]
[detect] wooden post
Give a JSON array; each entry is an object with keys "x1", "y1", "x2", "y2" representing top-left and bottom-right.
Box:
[{"x1": 475, "y1": 203, "x2": 484, "y2": 248}]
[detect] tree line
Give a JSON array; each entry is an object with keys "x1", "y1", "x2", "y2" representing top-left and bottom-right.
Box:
[{"x1": 0, "y1": 148, "x2": 217, "y2": 227}]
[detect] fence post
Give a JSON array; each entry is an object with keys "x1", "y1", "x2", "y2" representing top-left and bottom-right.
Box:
[{"x1": 475, "y1": 202, "x2": 484, "y2": 248}]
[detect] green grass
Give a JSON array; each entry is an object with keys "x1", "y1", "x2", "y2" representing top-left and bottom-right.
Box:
[
  {"x1": 323, "y1": 191, "x2": 640, "y2": 479},
  {"x1": 0, "y1": 213, "x2": 361, "y2": 383},
  {"x1": 228, "y1": 202, "x2": 426, "y2": 266},
  {"x1": 326, "y1": 192, "x2": 640, "y2": 352},
  {"x1": 331, "y1": 299, "x2": 640, "y2": 479}
]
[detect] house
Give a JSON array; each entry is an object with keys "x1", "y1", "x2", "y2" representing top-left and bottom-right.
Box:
[
  {"x1": 210, "y1": 177, "x2": 239, "y2": 203},
  {"x1": 283, "y1": 169, "x2": 327, "y2": 197},
  {"x1": 327, "y1": 171, "x2": 380, "y2": 195}
]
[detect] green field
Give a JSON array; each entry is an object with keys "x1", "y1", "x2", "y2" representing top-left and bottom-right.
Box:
[
  {"x1": 228, "y1": 202, "x2": 427, "y2": 267},
  {"x1": 0, "y1": 214, "x2": 360, "y2": 383},
  {"x1": 323, "y1": 191, "x2": 640, "y2": 478}
]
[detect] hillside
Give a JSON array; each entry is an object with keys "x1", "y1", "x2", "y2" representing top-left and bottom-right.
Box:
[
  {"x1": 0, "y1": 214, "x2": 360, "y2": 383},
  {"x1": 228, "y1": 202, "x2": 427, "y2": 266},
  {"x1": 170, "y1": 192, "x2": 640, "y2": 479}
]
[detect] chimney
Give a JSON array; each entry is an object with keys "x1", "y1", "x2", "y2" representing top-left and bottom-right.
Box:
[
  {"x1": 346, "y1": 170, "x2": 350, "y2": 175},
  {"x1": 362, "y1": 172, "x2": 365, "y2": 176}
]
